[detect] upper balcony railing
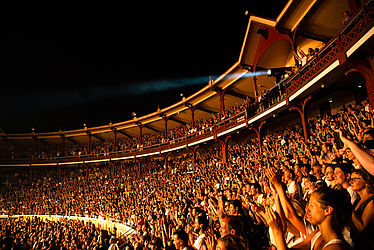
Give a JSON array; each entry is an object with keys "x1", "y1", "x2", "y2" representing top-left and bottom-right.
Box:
[
  {"x1": 2, "y1": 3, "x2": 373, "y2": 165},
  {"x1": 286, "y1": 4, "x2": 374, "y2": 95}
]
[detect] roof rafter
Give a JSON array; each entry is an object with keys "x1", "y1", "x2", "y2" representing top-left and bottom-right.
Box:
[
  {"x1": 143, "y1": 124, "x2": 160, "y2": 133},
  {"x1": 90, "y1": 133, "x2": 106, "y2": 142},
  {"x1": 195, "y1": 105, "x2": 217, "y2": 114},
  {"x1": 224, "y1": 89, "x2": 248, "y2": 100},
  {"x1": 168, "y1": 116, "x2": 187, "y2": 125},
  {"x1": 117, "y1": 129, "x2": 133, "y2": 138}
]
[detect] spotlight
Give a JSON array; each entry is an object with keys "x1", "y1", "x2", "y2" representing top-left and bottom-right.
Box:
[
  {"x1": 132, "y1": 112, "x2": 137, "y2": 117},
  {"x1": 358, "y1": 85, "x2": 362, "y2": 88},
  {"x1": 266, "y1": 67, "x2": 293, "y2": 83},
  {"x1": 328, "y1": 99, "x2": 333, "y2": 103}
]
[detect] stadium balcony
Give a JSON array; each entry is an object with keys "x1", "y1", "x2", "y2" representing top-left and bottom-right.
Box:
[{"x1": 1, "y1": 0, "x2": 374, "y2": 167}]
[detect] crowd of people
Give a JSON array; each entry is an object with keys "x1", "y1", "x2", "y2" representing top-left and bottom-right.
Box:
[
  {"x1": 1, "y1": 97, "x2": 374, "y2": 249},
  {"x1": 1, "y1": 5, "x2": 373, "y2": 249},
  {"x1": 0, "y1": 97, "x2": 251, "y2": 161},
  {"x1": 0, "y1": 217, "x2": 119, "y2": 249}
]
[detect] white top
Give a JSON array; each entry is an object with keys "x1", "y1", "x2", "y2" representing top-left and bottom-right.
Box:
[
  {"x1": 347, "y1": 186, "x2": 358, "y2": 205},
  {"x1": 287, "y1": 180, "x2": 301, "y2": 198},
  {"x1": 310, "y1": 231, "x2": 345, "y2": 250},
  {"x1": 193, "y1": 234, "x2": 206, "y2": 250}
]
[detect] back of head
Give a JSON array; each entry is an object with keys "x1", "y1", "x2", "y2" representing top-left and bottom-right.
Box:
[
  {"x1": 363, "y1": 128, "x2": 374, "y2": 138},
  {"x1": 196, "y1": 215, "x2": 209, "y2": 231},
  {"x1": 217, "y1": 234, "x2": 247, "y2": 250},
  {"x1": 226, "y1": 215, "x2": 244, "y2": 237}
]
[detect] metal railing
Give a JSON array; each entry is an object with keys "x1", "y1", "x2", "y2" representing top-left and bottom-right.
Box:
[{"x1": 2, "y1": 3, "x2": 373, "y2": 165}]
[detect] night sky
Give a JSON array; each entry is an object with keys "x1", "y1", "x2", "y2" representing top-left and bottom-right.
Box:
[{"x1": 1, "y1": 2, "x2": 287, "y2": 133}]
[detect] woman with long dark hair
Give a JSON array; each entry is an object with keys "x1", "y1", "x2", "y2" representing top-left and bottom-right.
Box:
[
  {"x1": 350, "y1": 168, "x2": 374, "y2": 249},
  {"x1": 266, "y1": 187, "x2": 352, "y2": 250}
]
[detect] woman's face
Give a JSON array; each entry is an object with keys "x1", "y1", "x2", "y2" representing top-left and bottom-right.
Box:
[
  {"x1": 304, "y1": 193, "x2": 327, "y2": 225},
  {"x1": 334, "y1": 167, "x2": 347, "y2": 185},
  {"x1": 350, "y1": 172, "x2": 366, "y2": 192},
  {"x1": 325, "y1": 167, "x2": 334, "y2": 182}
]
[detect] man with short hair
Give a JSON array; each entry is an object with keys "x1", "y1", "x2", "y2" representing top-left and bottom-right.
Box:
[
  {"x1": 334, "y1": 163, "x2": 358, "y2": 204},
  {"x1": 250, "y1": 183, "x2": 264, "y2": 204},
  {"x1": 193, "y1": 216, "x2": 208, "y2": 250},
  {"x1": 218, "y1": 215, "x2": 248, "y2": 249},
  {"x1": 219, "y1": 215, "x2": 243, "y2": 238}
]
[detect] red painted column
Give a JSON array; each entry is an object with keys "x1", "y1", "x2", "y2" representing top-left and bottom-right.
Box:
[
  {"x1": 134, "y1": 156, "x2": 143, "y2": 177},
  {"x1": 138, "y1": 158, "x2": 145, "y2": 177},
  {"x1": 211, "y1": 86, "x2": 226, "y2": 115},
  {"x1": 217, "y1": 89, "x2": 226, "y2": 115},
  {"x1": 289, "y1": 95, "x2": 311, "y2": 141},
  {"x1": 136, "y1": 122, "x2": 144, "y2": 145},
  {"x1": 160, "y1": 152, "x2": 171, "y2": 178},
  {"x1": 110, "y1": 162, "x2": 115, "y2": 177},
  {"x1": 186, "y1": 145, "x2": 199, "y2": 172},
  {"x1": 162, "y1": 116, "x2": 169, "y2": 139},
  {"x1": 249, "y1": 120, "x2": 266, "y2": 152},
  {"x1": 215, "y1": 135, "x2": 231, "y2": 167},
  {"x1": 187, "y1": 104, "x2": 196, "y2": 128}
]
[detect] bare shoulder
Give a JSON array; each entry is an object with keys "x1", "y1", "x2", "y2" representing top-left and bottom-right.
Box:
[{"x1": 323, "y1": 243, "x2": 351, "y2": 250}]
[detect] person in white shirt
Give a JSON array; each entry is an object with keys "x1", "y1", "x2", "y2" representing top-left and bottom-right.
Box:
[
  {"x1": 193, "y1": 215, "x2": 208, "y2": 250},
  {"x1": 284, "y1": 169, "x2": 301, "y2": 199}
]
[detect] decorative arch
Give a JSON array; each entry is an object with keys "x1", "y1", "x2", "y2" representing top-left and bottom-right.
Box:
[
  {"x1": 343, "y1": 57, "x2": 374, "y2": 107},
  {"x1": 251, "y1": 26, "x2": 294, "y2": 97},
  {"x1": 253, "y1": 27, "x2": 294, "y2": 71}
]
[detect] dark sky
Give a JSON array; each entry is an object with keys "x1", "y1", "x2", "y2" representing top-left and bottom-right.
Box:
[{"x1": 1, "y1": 2, "x2": 287, "y2": 133}]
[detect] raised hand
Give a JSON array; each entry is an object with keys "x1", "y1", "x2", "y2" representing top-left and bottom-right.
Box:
[
  {"x1": 266, "y1": 168, "x2": 282, "y2": 189},
  {"x1": 205, "y1": 229, "x2": 217, "y2": 250},
  {"x1": 265, "y1": 206, "x2": 283, "y2": 233}
]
